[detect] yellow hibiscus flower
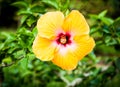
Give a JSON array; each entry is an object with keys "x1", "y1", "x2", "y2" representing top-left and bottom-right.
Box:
[{"x1": 32, "y1": 10, "x2": 95, "y2": 70}]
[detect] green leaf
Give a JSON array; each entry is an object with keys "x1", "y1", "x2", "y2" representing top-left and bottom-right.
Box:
[
  {"x1": 42, "y1": 0, "x2": 59, "y2": 9},
  {"x1": 21, "y1": 71, "x2": 33, "y2": 78},
  {"x1": 20, "y1": 57, "x2": 28, "y2": 70},
  {"x1": 105, "y1": 36, "x2": 111, "y2": 43},
  {"x1": 12, "y1": 1, "x2": 28, "y2": 8},
  {"x1": 17, "y1": 35, "x2": 27, "y2": 48},
  {"x1": 2, "y1": 57, "x2": 12, "y2": 64},
  {"x1": 60, "y1": 0, "x2": 70, "y2": 11},
  {"x1": 47, "y1": 81, "x2": 66, "y2": 87},
  {"x1": 112, "y1": 17, "x2": 120, "y2": 31},
  {"x1": 105, "y1": 74, "x2": 120, "y2": 87},
  {"x1": 106, "y1": 38, "x2": 118, "y2": 46},
  {"x1": 89, "y1": 14, "x2": 98, "y2": 19},
  {"x1": 32, "y1": 27, "x2": 38, "y2": 37},
  {"x1": 20, "y1": 15, "x2": 28, "y2": 25},
  {"x1": 0, "y1": 43, "x2": 5, "y2": 50},
  {"x1": 106, "y1": 66, "x2": 115, "y2": 73},
  {"x1": 0, "y1": 32, "x2": 16, "y2": 46},
  {"x1": 101, "y1": 17, "x2": 114, "y2": 25},
  {"x1": 115, "y1": 58, "x2": 120, "y2": 70},
  {"x1": 90, "y1": 27, "x2": 99, "y2": 34},
  {"x1": 26, "y1": 17, "x2": 36, "y2": 27},
  {"x1": 13, "y1": 50, "x2": 25, "y2": 59},
  {"x1": 18, "y1": 27, "x2": 32, "y2": 36},
  {"x1": 92, "y1": 68, "x2": 101, "y2": 77},
  {"x1": 17, "y1": 27, "x2": 34, "y2": 49},
  {"x1": 98, "y1": 10, "x2": 107, "y2": 18},
  {"x1": 30, "y1": 5, "x2": 46, "y2": 13},
  {"x1": 64, "y1": 9, "x2": 70, "y2": 16},
  {"x1": 102, "y1": 26, "x2": 110, "y2": 33},
  {"x1": 17, "y1": 9, "x2": 32, "y2": 15},
  {"x1": 88, "y1": 52, "x2": 98, "y2": 63},
  {"x1": 26, "y1": 0, "x2": 32, "y2": 4},
  {"x1": 8, "y1": 46, "x2": 18, "y2": 54}
]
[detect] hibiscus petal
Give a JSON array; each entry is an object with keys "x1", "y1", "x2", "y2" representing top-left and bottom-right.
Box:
[
  {"x1": 52, "y1": 35, "x2": 95, "y2": 70},
  {"x1": 32, "y1": 35, "x2": 56, "y2": 61},
  {"x1": 37, "y1": 11, "x2": 64, "y2": 39},
  {"x1": 63, "y1": 10, "x2": 89, "y2": 35},
  {"x1": 52, "y1": 44, "x2": 79, "y2": 70},
  {"x1": 74, "y1": 35, "x2": 95, "y2": 60}
]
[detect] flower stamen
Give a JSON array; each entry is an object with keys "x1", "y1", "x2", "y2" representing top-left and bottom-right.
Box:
[
  {"x1": 60, "y1": 35, "x2": 67, "y2": 44},
  {"x1": 56, "y1": 33, "x2": 71, "y2": 46}
]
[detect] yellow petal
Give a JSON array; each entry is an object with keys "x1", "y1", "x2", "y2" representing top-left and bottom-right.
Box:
[
  {"x1": 52, "y1": 35, "x2": 95, "y2": 70},
  {"x1": 37, "y1": 11, "x2": 64, "y2": 39},
  {"x1": 63, "y1": 10, "x2": 89, "y2": 35},
  {"x1": 52, "y1": 45, "x2": 79, "y2": 70},
  {"x1": 74, "y1": 35, "x2": 95, "y2": 60},
  {"x1": 32, "y1": 35, "x2": 56, "y2": 61}
]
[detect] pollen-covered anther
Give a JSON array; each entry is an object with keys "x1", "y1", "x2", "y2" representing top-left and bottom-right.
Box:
[{"x1": 60, "y1": 35, "x2": 67, "y2": 44}]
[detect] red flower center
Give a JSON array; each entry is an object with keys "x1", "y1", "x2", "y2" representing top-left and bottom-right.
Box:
[{"x1": 56, "y1": 33, "x2": 72, "y2": 46}]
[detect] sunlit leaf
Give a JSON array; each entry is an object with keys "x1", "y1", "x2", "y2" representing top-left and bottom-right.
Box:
[
  {"x1": 20, "y1": 15, "x2": 28, "y2": 25},
  {"x1": 20, "y1": 57, "x2": 28, "y2": 70},
  {"x1": 12, "y1": 1, "x2": 28, "y2": 8},
  {"x1": 42, "y1": 0, "x2": 59, "y2": 9},
  {"x1": 101, "y1": 17, "x2": 114, "y2": 25},
  {"x1": 89, "y1": 14, "x2": 98, "y2": 19},
  {"x1": 2, "y1": 57, "x2": 12, "y2": 64},
  {"x1": 30, "y1": 5, "x2": 46, "y2": 13},
  {"x1": 26, "y1": 17, "x2": 36, "y2": 27},
  {"x1": 98, "y1": 10, "x2": 107, "y2": 18}
]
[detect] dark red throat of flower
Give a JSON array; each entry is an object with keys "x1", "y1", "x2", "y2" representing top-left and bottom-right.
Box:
[{"x1": 56, "y1": 33, "x2": 72, "y2": 46}]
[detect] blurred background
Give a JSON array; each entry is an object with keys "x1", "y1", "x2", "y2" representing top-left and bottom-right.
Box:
[{"x1": 0, "y1": 0, "x2": 120, "y2": 87}]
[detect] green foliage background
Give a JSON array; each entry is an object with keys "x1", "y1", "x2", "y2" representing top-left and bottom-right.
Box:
[{"x1": 0, "y1": 0, "x2": 120, "y2": 87}]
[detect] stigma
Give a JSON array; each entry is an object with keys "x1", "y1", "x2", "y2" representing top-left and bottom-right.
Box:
[
  {"x1": 60, "y1": 35, "x2": 67, "y2": 44},
  {"x1": 56, "y1": 32, "x2": 72, "y2": 46}
]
